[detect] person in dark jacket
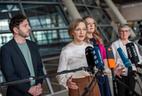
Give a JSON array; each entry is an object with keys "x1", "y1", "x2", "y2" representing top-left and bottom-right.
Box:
[{"x1": 0, "y1": 14, "x2": 44, "y2": 96}]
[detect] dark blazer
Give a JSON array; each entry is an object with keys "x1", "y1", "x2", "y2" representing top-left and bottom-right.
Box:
[{"x1": 0, "y1": 39, "x2": 44, "y2": 96}]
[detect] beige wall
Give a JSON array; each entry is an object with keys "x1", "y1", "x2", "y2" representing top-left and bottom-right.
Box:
[
  {"x1": 120, "y1": 2, "x2": 142, "y2": 21},
  {"x1": 105, "y1": 2, "x2": 142, "y2": 22}
]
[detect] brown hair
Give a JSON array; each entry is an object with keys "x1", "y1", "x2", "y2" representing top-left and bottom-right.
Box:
[
  {"x1": 9, "y1": 14, "x2": 27, "y2": 34},
  {"x1": 68, "y1": 18, "x2": 85, "y2": 37}
]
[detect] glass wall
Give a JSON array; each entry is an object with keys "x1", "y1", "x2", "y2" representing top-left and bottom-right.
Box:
[
  {"x1": 0, "y1": 0, "x2": 117, "y2": 46},
  {"x1": 0, "y1": 2, "x2": 69, "y2": 46}
]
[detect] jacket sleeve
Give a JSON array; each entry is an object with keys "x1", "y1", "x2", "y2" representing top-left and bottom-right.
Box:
[
  {"x1": 56, "y1": 50, "x2": 70, "y2": 89},
  {"x1": 0, "y1": 46, "x2": 30, "y2": 94}
]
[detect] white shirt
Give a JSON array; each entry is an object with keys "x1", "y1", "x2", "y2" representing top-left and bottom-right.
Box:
[
  {"x1": 111, "y1": 39, "x2": 142, "y2": 76},
  {"x1": 57, "y1": 42, "x2": 92, "y2": 88}
]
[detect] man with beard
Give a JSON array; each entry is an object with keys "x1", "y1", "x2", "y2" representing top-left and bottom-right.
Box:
[{"x1": 0, "y1": 14, "x2": 44, "y2": 96}]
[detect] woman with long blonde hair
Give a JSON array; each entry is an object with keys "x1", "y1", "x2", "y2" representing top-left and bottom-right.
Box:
[{"x1": 84, "y1": 16, "x2": 112, "y2": 96}]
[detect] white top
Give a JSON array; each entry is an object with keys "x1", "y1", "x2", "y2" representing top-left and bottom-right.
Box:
[
  {"x1": 57, "y1": 42, "x2": 92, "y2": 88},
  {"x1": 111, "y1": 39, "x2": 142, "y2": 76}
]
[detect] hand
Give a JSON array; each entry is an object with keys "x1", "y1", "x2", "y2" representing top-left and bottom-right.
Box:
[
  {"x1": 35, "y1": 83, "x2": 43, "y2": 96},
  {"x1": 66, "y1": 76, "x2": 78, "y2": 89},
  {"x1": 114, "y1": 64, "x2": 125, "y2": 78},
  {"x1": 28, "y1": 83, "x2": 43, "y2": 96},
  {"x1": 28, "y1": 85, "x2": 37, "y2": 96}
]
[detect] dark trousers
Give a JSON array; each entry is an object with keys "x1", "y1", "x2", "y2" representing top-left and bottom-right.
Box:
[
  {"x1": 96, "y1": 75, "x2": 112, "y2": 96},
  {"x1": 116, "y1": 75, "x2": 136, "y2": 96}
]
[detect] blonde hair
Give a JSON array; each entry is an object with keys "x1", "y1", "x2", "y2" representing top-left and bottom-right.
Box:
[
  {"x1": 83, "y1": 16, "x2": 103, "y2": 44},
  {"x1": 83, "y1": 16, "x2": 97, "y2": 31}
]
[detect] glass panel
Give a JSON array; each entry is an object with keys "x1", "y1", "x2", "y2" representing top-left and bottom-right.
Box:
[
  {"x1": 90, "y1": 8, "x2": 111, "y2": 25},
  {"x1": 22, "y1": 4, "x2": 66, "y2": 29},
  {"x1": 0, "y1": 4, "x2": 22, "y2": 32},
  {"x1": 21, "y1": 4, "x2": 70, "y2": 49},
  {"x1": 76, "y1": 6, "x2": 89, "y2": 17},
  {"x1": 83, "y1": 0, "x2": 97, "y2": 5},
  {"x1": 133, "y1": 21, "x2": 142, "y2": 37},
  {"x1": 59, "y1": 29, "x2": 71, "y2": 42},
  {"x1": 33, "y1": 29, "x2": 70, "y2": 45},
  {"x1": 73, "y1": 0, "x2": 96, "y2": 5},
  {"x1": 0, "y1": 33, "x2": 13, "y2": 46},
  {"x1": 98, "y1": 26, "x2": 115, "y2": 43},
  {"x1": 0, "y1": 19, "x2": 9, "y2": 31}
]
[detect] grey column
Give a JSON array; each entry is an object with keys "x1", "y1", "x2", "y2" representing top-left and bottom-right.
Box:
[
  {"x1": 104, "y1": 0, "x2": 127, "y2": 24},
  {"x1": 62, "y1": 0, "x2": 82, "y2": 20},
  {"x1": 104, "y1": 0, "x2": 136, "y2": 38}
]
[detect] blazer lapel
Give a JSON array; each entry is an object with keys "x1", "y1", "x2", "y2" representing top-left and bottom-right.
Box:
[{"x1": 11, "y1": 39, "x2": 30, "y2": 72}]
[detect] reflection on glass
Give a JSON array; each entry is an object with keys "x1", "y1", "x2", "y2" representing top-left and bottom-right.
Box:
[
  {"x1": 98, "y1": 26, "x2": 117, "y2": 44},
  {"x1": 0, "y1": 4, "x2": 21, "y2": 31},
  {"x1": 33, "y1": 29, "x2": 70, "y2": 45},
  {"x1": 91, "y1": 8, "x2": 111, "y2": 25},
  {"x1": 23, "y1": 4, "x2": 66, "y2": 28},
  {"x1": 0, "y1": 33, "x2": 13, "y2": 46}
]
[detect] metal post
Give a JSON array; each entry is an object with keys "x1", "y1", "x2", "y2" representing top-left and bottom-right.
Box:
[
  {"x1": 43, "y1": 65, "x2": 54, "y2": 95},
  {"x1": 104, "y1": 0, "x2": 136, "y2": 38},
  {"x1": 62, "y1": 0, "x2": 82, "y2": 20}
]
